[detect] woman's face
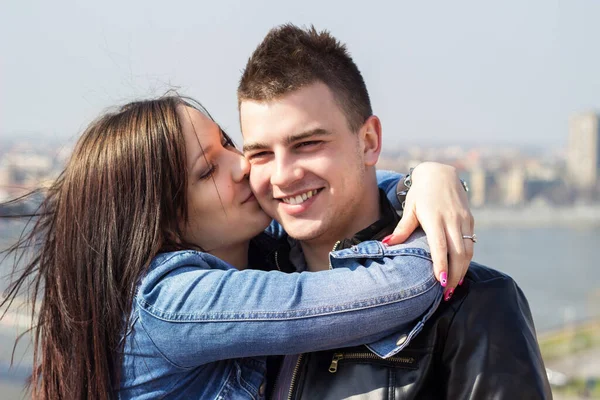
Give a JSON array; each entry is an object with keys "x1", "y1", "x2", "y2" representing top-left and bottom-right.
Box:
[{"x1": 177, "y1": 105, "x2": 271, "y2": 252}]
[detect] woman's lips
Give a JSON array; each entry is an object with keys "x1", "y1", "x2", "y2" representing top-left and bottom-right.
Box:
[{"x1": 241, "y1": 192, "x2": 256, "y2": 204}]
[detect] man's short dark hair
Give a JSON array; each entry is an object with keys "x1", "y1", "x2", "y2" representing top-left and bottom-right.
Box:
[{"x1": 238, "y1": 24, "x2": 372, "y2": 133}]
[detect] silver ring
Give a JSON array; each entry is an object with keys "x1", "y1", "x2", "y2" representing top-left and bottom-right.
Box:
[{"x1": 462, "y1": 234, "x2": 477, "y2": 243}]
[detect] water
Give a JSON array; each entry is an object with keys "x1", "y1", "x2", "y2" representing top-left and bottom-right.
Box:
[
  {"x1": 474, "y1": 226, "x2": 600, "y2": 332},
  {"x1": 0, "y1": 223, "x2": 598, "y2": 397}
]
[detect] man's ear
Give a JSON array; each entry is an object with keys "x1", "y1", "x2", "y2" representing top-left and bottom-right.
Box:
[{"x1": 360, "y1": 115, "x2": 382, "y2": 166}]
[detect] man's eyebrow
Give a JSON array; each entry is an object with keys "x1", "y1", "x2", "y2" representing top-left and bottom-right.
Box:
[
  {"x1": 284, "y1": 128, "x2": 331, "y2": 146},
  {"x1": 242, "y1": 141, "x2": 268, "y2": 153},
  {"x1": 243, "y1": 128, "x2": 331, "y2": 153}
]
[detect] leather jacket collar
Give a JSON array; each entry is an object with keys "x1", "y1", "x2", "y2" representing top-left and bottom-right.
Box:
[{"x1": 336, "y1": 189, "x2": 400, "y2": 250}]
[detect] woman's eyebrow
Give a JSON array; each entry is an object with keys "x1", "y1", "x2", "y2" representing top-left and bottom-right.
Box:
[{"x1": 190, "y1": 144, "x2": 213, "y2": 170}]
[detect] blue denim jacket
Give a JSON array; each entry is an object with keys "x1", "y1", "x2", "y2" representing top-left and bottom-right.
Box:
[
  {"x1": 119, "y1": 233, "x2": 441, "y2": 399},
  {"x1": 118, "y1": 171, "x2": 443, "y2": 399}
]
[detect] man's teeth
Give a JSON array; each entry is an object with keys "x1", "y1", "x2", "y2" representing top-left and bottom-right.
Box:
[{"x1": 282, "y1": 190, "x2": 318, "y2": 205}]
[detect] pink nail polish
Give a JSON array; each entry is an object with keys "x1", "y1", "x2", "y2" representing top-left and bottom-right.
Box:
[
  {"x1": 440, "y1": 271, "x2": 448, "y2": 287},
  {"x1": 444, "y1": 288, "x2": 454, "y2": 301},
  {"x1": 458, "y1": 278, "x2": 464, "y2": 286},
  {"x1": 382, "y1": 235, "x2": 393, "y2": 245}
]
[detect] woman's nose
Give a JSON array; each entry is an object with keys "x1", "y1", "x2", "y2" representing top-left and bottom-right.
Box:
[{"x1": 233, "y1": 152, "x2": 251, "y2": 182}]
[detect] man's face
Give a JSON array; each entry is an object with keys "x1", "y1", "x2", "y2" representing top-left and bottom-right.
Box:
[{"x1": 241, "y1": 82, "x2": 371, "y2": 243}]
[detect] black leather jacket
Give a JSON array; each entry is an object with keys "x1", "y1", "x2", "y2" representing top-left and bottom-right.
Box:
[{"x1": 254, "y1": 193, "x2": 552, "y2": 399}]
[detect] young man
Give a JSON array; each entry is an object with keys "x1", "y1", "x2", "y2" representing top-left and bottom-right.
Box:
[{"x1": 239, "y1": 24, "x2": 551, "y2": 399}]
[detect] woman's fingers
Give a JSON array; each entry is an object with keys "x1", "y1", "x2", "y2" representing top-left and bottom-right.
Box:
[
  {"x1": 424, "y1": 222, "x2": 449, "y2": 287},
  {"x1": 445, "y1": 214, "x2": 475, "y2": 300},
  {"x1": 386, "y1": 206, "x2": 419, "y2": 245}
]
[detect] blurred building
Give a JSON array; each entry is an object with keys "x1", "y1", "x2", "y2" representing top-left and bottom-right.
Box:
[
  {"x1": 469, "y1": 168, "x2": 487, "y2": 207},
  {"x1": 0, "y1": 164, "x2": 10, "y2": 202},
  {"x1": 567, "y1": 112, "x2": 600, "y2": 191},
  {"x1": 0, "y1": 164, "x2": 10, "y2": 187},
  {"x1": 502, "y1": 167, "x2": 526, "y2": 206},
  {"x1": 3, "y1": 153, "x2": 54, "y2": 187},
  {"x1": 469, "y1": 168, "x2": 502, "y2": 207}
]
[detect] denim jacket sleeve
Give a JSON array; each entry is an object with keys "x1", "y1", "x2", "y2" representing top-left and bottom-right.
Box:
[
  {"x1": 264, "y1": 170, "x2": 404, "y2": 238},
  {"x1": 375, "y1": 169, "x2": 404, "y2": 212},
  {"x1": 136, "y1": 233, "x2": 440, "y2": 368}
]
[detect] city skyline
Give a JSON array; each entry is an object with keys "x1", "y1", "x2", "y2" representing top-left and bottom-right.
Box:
[
  {"x1": 2, "y1": 1, "x2": 600, "y2": 148},
  {"x1": 3, "y1": 110, "x2": 599, "y2": 209}
]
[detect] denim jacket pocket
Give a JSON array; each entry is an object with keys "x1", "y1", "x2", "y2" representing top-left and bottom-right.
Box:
[{"x1": 216, "y1": 358, "x2": 267, "y2": 400}]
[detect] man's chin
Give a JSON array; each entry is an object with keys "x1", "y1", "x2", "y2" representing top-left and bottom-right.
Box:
[{"x1": 278, "y1": 220, "x2": 324, "y2": 241}]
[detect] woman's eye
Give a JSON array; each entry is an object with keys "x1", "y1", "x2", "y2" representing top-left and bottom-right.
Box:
[{"x1": 198, "y1": 165, "x2": 216, "y2": 180}]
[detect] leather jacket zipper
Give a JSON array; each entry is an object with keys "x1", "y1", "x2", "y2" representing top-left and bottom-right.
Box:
[
  {"x1": 274, "y1": 250, "x2": 281, "y2": 271},
  {"x1": 328, "y1": 241, "x2": 341, "y2": 270},
  {"x1": 281, "y1": 240, "x2": 339, "y2": 398},
  {"x1": 287, "y1": 354, "x2": 304, "y2": 400},
  {"x1": 328, "y1": 352, "x2": 416, "y2": 373}
]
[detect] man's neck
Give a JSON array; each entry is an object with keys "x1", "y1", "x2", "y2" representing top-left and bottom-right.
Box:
[
  {"x1": 211, "y1": 242, "x2": 250, "y2": 270},
  {"x1": 302, "y1": 191, "x2": 381, "y2": 272}
]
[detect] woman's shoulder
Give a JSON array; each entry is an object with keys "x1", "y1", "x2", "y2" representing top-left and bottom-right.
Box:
[
  {"x1": 135, "y1": 250, "x2": 237, "y2": 318},
  {"x1": 150, "y1": 249, "x2": 205, "y2": 268},
  {"x1": 150, "y1": 250, "x2": 234, "y2": 271},
  {"x1": 139, "y1": 251, "x2": 235, "y2": 295}
]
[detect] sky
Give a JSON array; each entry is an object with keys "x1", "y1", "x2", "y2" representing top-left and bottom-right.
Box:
[{"x1": 1, "y1": 0, "x2": 599, "y2": 148}]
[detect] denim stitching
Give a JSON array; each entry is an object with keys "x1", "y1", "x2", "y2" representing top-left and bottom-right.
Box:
[
  {"x1": 215, "y1": 366, "x2": 235, "y2": 400},
  {"x1": 139, "y1": 274, "x2": 436, "y2": 320},
  {"x1": 235, "y1": 361, "x2": 259, "y2": 400},
  {"x1": 365, "y1": 286, "x2": 443, "y2": 359},
  {"x1": 138, "y1": 275, "x2": 438, "y2": 323},
  {"x1": 330, "y1": 246, "x2": 431, "y2": 260},
  {"x1": 137, "y1": 312, "x2": 195, "y2": 370}
]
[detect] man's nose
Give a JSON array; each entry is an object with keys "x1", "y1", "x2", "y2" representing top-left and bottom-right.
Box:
[{"x1": 271, "y1": 154, "x2": 303, "y2": 188}]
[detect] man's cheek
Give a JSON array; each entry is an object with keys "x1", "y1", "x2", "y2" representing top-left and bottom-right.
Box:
[
  {"x1": 249, "y1": 168, "x2": 272, "y2": 199},
  {"x1": 248, "y1": 168, "x2": 263, "y2": 192}
]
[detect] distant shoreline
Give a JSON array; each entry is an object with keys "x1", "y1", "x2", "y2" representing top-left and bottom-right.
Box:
[
  {"x1": 2, "y1": 206, "x2": 600, "y2": 240},
  {"x1": 472, "y1": 205, "x2": 600, "y2": 228}
]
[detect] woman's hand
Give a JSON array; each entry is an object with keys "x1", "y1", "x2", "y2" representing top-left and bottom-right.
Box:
[{"x1": 384, "y1": 162, "x2": 474, "y2": 300}]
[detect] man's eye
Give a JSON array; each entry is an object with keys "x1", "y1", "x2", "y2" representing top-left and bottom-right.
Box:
[
  {"x1": 296, "y1": 141, "x2": 322, "y2": 148},
  {"x1": 247, "y1": 151, "x2": 271, "y2": 161}
]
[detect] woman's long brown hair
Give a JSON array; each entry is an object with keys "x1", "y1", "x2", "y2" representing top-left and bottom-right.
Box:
[{"x1": 1, "y1": 96, "x2": 208, "y2": 399}]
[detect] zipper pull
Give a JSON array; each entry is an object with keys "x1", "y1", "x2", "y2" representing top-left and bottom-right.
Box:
[
  {"x1": 329, "y1": 353, "x2": 344, "y2": 373},
  {"x1": 328, "y1": 241, "x2": 341, "y2": 270}
]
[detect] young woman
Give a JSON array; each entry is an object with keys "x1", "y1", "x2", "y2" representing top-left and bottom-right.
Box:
[{"x1": 1, "y1": 96, "x2": 470, "y2": 399}]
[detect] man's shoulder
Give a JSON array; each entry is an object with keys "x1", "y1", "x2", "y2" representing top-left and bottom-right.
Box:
[
  {"x1": 463, "y1": 261, "x2": 514, "y2": 286},
  {"x1": 406, "y1": 260, "x2": 537, "y2": 354},
  {"x1": 448, "y1": 261, "x2": 531, "y2": 322}
]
